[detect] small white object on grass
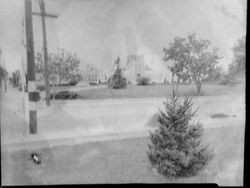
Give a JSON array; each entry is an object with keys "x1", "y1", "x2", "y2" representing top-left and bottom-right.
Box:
[{"x1": 30, "y1": 153, "x2": 42, "y2": 165}]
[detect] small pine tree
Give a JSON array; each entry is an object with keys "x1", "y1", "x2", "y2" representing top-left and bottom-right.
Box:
[
  {"x1": 108, "y1": 57, "x2": 127, "y2": 89},
  {"x1": 147, "y1": 86, "x2": 214, "y2": 178}
]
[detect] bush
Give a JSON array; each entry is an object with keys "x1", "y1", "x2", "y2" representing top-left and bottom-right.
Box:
[
  {"x1": 37, "y1": 85, "x2": 46, "y2": 91},
  {"x1": 219, "y1": 75, "x2": 237, "y2": 86},
  {"x1": 90, "y1": 82, "x2": 99, "y2": 86},
  {"x1": 18, "y1": 84, "x2": 28, "y2": 92},
  {"x1": 147, "y1": 87, "x2": 214, "y2": 178},
  {"x1": 19, "y1": 84, "x2": 46, "y2": 92},
  {"x1": 108, "y1": 57, "x2": 127, "y2": 89},
  {"x1": 58, "y1": 80, "x2": 79, "y2": 87},
  {"x1": 50, "y1": 91, "x2": 79, "y2": 99},
  {"x1": 136, "y1": 76, "x2": 150, "y2": 85},
  {"x1": 108, "y1": 69, "x2": 127, "y2": 89},
  {"x1": 68, "y1": 80, "x2": 78, "y2": 86},
  {"x1": 127, "y1": 80, "x2": 132, "y2": 85},
  {"x1": 108, "y1": 76, "x2": 127, "y2": 89}
]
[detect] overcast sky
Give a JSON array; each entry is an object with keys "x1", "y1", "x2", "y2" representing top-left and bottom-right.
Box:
[{"x1": 0, "y1": 0, "x2": 246, "y2": 73}]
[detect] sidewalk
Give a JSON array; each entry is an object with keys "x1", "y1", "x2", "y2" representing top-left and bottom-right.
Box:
[{"x1": 1, "y1": 86, "x2": 245, "y2": 151}]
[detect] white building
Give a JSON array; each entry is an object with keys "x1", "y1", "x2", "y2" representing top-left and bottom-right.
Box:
[
  {"x1": 80, "y1": 64, "x2": 108, "y2": 85},
  {"x1": 124, "y1": 54, "x2": 169, "y2": 84}
]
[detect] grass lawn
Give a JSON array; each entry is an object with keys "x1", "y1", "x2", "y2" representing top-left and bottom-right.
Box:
[
  {"x1": 1, "y1": 124, "x2": 244, "y2": 185},
  {"x1": 76, "y1": 83, "x2": 244, "y2": 100}
]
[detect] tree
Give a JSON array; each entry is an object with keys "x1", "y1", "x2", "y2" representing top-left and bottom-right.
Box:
[
  {"x1": 202, "y1": 66, "x2": 225, "y2": 82},
  {"x1": 0, "y1": 66, "x2": 6, "y2": 78},
  {"x1": 228, "y1": 36, "x2": 245, "y2": 76},
  {"x1": 10, "y1": 70, "x2": 21, "y2": 87},
  {"x1": 163, "y1": 34, "x2": 221, "y2": 95},
  {"x1": 147, "y1": 86, "x2": 214, "y2": 178},
  {"x1": 108, "y1": 57, "x2": 127, "y2": 89},
  {"x1": 35, "y1": 48, "x2": 82, "y2": 98},
  {"x1": 0, "y1": 66, "x2": 8, "y2": 88}
]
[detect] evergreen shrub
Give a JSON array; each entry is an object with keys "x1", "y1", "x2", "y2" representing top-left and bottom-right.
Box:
[
  {"x1": 147, "y1": 87, "x2": 214, "y2": 178},
  {"x1": 108, "y1": 58, "x2": 127, "y2": 89}
]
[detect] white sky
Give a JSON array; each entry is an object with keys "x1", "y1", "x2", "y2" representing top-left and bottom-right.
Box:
[{"x1": 0, "y1": 0, "x2": 246, "y2": 73}]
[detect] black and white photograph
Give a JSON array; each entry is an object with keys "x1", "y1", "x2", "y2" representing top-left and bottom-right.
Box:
[{"x1": 0, "y1": 0, "x2": 246, "y2": 185}]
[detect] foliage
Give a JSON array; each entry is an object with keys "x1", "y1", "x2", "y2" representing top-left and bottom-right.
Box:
[
  {"x1": 35, "y1": 48, "x2": 82, "y2": 98},
  {"x1": 220, "y1": 36, "x2": 245, "y2": 85},
  {"x1": 58, "y1": 80, "x2": 79, "y2": 86},
  {"x1": 36, "y1": 49, "x2": 82, "y2": 85},
  {"x1": 18, "y1": 84, "x2": 28, "y2": 92},
  {"x1": 0, "y1": 66, "x2": 7, "y2": 79},
  {"x1": 11, "y1": 70, "x2": 21, "y2": 87},
  {"x1": 0, "y1": 66, "x2": 8, "y2": 88},
  {"x1": 37, "y1": 84, "x2": 46, "y2": 91},
  {"x1": 228, "y1": 36, "x2": 245, "y2": 77},
  {"x1": 50, "y1": 90, "x2": 79, "y2": 100},
  {"x1": 136, "y1": 76, "x2": 151, "y2": 85},
  {"x1": 219, "y1": 75, "x2": 237, "y2": 86},
  {"x1": 202, "y1": 66, "x2": 225, "y2": 82},
  {"x1": 108, "y1": 57, "x2": 127, "y2": 89},
  {"x1": 147, "y1": 86, "x2": 214, "y2": 178},
  {"x1": 163, "y1": 33, "x2": 221, "y2": 95}
]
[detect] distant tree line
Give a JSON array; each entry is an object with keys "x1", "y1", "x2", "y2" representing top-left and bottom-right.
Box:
[{"x1": 228, "y1": 36, "x2": 245, "y2": 77}]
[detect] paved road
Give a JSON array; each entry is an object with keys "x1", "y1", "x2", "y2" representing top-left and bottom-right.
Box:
[{"x1": 0, "y1": 86, "x2": 245, "y2": 151}]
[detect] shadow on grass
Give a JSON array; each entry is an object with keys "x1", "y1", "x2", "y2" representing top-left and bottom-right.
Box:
[{"x1": 211, "y1": 113, "x2": 230, "y2": 119}]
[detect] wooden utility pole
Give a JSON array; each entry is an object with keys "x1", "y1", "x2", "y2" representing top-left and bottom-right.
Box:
[
  {"x1": 0, "y1": 48, "x2": 2, "y2": 89},
  {"x1": 3, "y1": 58, "x2": 7, "y2": 92},
  {"x1": 21, "y1": 14, "x2": 29, "y2": 125},
  {"x1": 0, "y1": 49, "x2": 2, "y2": 90},
  {"x1": 32, "y1": 0, "x2": 58, "y2": 107},
  {"x1": 24, "y1": 0, "x2": 37, "y2": 134}
]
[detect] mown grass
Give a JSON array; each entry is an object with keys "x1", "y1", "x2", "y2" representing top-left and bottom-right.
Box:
[
  {"x1": 1, "y1": 124, "x2": 244, "y2": 185},
  {"x1": 76, "y1": 83, "x2": 244, "y2": 100}
]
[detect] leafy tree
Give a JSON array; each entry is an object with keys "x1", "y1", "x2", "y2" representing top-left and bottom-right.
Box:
[
  {"x1": 0, "y1": 66, "x2": 8, "y2": 88},
  {"x1": 163, "y1": 34, "x2": 221, "y2": 95},
  {"x1": 228, "y1": 36, "x2": 245, "y2": 76},
  {"x1": 147, "y1": 86, "x2": 214, "y2": 178},
  {"x1": 202, "y1": 66, "x2": 225, "y2": 82},
  {"x1": 35, "y1": 48, "x2": 82, "y2": 98},
  {"x1": 108, "y1": 57, "x2": 127, "y2": 89},
  {"x1": 10, "y1": 70, "x2": 21, "y2": 87},
  {"x1": 0, "y1": 66, "x2": 6, "y2": 78}
]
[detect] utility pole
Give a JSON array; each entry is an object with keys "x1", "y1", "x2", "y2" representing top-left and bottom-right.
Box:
[
  {"x1": 32, "y1": 0, "x2": 58, "y2": 107},
  {"x1": 21, "y1": 13, "x2": 29, "y2": 125},
  {"x1": 0, "y1": 48, "x2": 2, "y2": 90},
  {"x1": 3, "y1": 58, "x2": 7, "y2": 92},
  {"x1": 24, "y1": 0, "x2": 38, "y2": 134}
]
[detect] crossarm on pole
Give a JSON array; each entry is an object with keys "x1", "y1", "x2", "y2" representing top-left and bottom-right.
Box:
[{"x1": 32, "y1": 12, "x2": 58, "y2": 18}]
